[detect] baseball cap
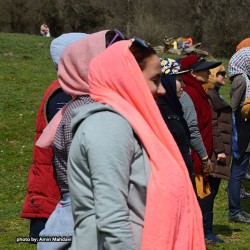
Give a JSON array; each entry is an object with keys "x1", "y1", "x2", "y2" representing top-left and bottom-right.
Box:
[{"x1": 189, "y1": 56, "x2": 221, "y2": 71}]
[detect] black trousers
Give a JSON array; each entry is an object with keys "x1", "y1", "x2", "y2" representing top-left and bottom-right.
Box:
[{"x1": 199, "y1": 176, "x2": 221, "y2": 213}]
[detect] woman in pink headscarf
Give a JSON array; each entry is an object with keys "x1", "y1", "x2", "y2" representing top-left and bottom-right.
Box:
[
  {"x1": 67, "y1": 39, "x2": 205, "y2": 249},
  {"x1": 37, "y1": 30, "x2": 126, "y2": 250}
]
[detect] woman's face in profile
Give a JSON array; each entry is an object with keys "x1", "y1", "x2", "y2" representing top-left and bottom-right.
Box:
[
  {"x1": 175, "y1": 75, "x2": 185, "y2": 98},
  {"x1": 191, "y1": 69, "x2": 210, "y2": 84},
  {"x1": 142, "y1": 54, "x2": 166, "y2": 99},
  {"x1": 216, "y1": 66, "x2": 227, "y2": 86}
]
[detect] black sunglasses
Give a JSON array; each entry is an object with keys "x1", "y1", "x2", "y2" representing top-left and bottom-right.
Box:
[
  {"x1": 217, "y1": 71, "x2": 226, "y2": 77},
  {"x1": 107, "y1": 29, "x2": 126, "y2": 47},
  {"x1": 129, "y1": 36, "x2": 149, "y2": 48}
]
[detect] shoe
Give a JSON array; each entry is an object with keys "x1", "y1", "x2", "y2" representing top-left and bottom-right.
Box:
[
  {"x1": 240, "y1": 189, "x2": 250, "y2": 199},
  {"x1": 203, "y1": 211, "x2": 224, "y2": 243},
  {"x1": 241, "y1": 211, "x2": 250, "y2": 219},
  {"x1": 229, "y1": 211, "x2": 250, "y2": 223},
  {"x1": 243, "y1": 171, "x2": 250, "y2": 181},
  {"x1": 205, "y1": 232, "x2": 224, "y2": 243}
]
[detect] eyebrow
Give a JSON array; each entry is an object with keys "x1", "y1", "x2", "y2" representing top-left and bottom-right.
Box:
[{"x1": 151, "y1": 73, "x2": 161, "y2": 80}]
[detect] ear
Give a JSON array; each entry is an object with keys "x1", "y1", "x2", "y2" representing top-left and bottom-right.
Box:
[{"x1": 190, "y1": 71, "x2": 197, "y2": 78}]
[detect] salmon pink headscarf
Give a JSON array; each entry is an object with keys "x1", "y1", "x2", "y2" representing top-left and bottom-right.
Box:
[
  {"x1": 88, "y1": 40, "x2": 205, "y2": 250},
  {"x1": 36, "y1": 30, "x2": 108, "y2": 148}
]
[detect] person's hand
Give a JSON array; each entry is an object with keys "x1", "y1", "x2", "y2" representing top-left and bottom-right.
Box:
[
  {"x1": 217, "y1": 153, "x2": 226, "y2": 162},
  {"x1": 202, "y1": 157, "x2": 213, "y2": 175}
]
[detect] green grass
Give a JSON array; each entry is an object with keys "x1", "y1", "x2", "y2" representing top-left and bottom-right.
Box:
[
  {"x1": 0, "y1": 32, "x2": 249, "y2": 249},
  {"x1": 0, "y1": 32, "x2": 55, "y2": 250}
]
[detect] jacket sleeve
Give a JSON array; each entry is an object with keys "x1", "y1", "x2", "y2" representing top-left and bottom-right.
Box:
[
  {"x1": 230, "y1": 75, "x2": 246, "y2": 112},
  {"x1": 208, "y1": 98, "x2": 225, "y2": 154},
  {"x1": 74, "y1": 112, "x2": 137, "y2": 250},
  {"x1": 241, "y1": 96, "x2": 250, "y2": 119},
  {"x1": 180, "y1": 91, "x2": 207, "y2": 159}
]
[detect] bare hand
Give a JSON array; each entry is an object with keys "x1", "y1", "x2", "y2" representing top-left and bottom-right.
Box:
[
  {"x1": 217, "y1": 153, "x2": 226, "y2": 162},
  {"x1": 202, "y1": 157, "x2": 213, "y2": 175}
]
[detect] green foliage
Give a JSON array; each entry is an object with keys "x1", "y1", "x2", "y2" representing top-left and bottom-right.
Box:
[{"x1": 0, "y1": 33, "x2": 249, "y2": 249}]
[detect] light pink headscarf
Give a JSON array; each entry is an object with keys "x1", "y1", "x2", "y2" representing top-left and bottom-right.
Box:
[
  {"x1": 36, "y1": 30, "x2": 108, "y2": 148},
  {"x1": 88, "y1": 40, "x2": 205, "y2": 250}
]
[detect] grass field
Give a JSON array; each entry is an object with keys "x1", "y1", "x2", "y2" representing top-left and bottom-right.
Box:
[{"x1": 0, "y1": 32, "x2": 249, "y2": 250}]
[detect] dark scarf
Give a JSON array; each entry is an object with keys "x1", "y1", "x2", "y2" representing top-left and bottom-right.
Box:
[
  {"x1": 157, "y1": 74, "x2": 190, "y2": 140},
  {"x1": 181, "y1": 72, "x2": 213, "y2": 173}
]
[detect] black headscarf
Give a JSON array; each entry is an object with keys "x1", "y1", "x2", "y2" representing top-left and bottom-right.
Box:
[{"x1": 157, "y1": 74, "x2": 190, "y2": 140}]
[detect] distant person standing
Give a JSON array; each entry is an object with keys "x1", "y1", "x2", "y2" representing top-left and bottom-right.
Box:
[
  {"x1": 185, "y1": 34, "x2": 193, "y2": 46},
  {"x1": 40, "y1": 23, "x2": 50, "y2": 37}
]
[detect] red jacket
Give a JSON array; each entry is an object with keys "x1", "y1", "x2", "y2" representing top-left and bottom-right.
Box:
[
  {"x1": 182, "y1": 74, "x2": 213, "y2": 173},
  {"x1": 21, "y1": 80, "x2": 62, "y2": 219}
]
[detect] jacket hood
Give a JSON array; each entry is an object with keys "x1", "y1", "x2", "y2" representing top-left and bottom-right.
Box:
[{"x1": 71, "y1": 102, "x2": 117, "y2": 136}]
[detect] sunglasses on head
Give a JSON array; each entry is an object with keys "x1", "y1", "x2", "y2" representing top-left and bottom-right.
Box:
[
  {"x1": 217, "y1": 71, "x2": 226, "y2": 77},
  {"x1": 130, "y1": 36, "x2": 149, "y2": 48},
  {"x1": 107, "y1": 29, "x2": 126, "y2": 47}
]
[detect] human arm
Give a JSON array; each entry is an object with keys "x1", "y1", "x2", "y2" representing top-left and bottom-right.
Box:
[
  {"x1": 207, "y1": 97, "x2": 226, "y2": 160},
  {"x1": 230, "y1": 75, "x2": 246, "y2": 112},
  {"x1": 241, "y1": 96, "x2": 250, "y2": 119}
]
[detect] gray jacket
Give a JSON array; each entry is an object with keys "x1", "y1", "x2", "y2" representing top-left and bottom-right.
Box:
[
  {"x1": 230, "y1": 74, "x2": 250, "y2": 152},
  {"x1": 68, "y1": 103, "x2": 151, "y2": 250}
]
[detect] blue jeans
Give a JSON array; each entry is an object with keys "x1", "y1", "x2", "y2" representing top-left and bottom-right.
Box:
[{"x1": 228, "y1": 153, "x2": 250, "y2": 217}]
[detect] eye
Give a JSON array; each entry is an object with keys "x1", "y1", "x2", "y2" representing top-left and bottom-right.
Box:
[
  {"x1": 152, "y1": 75, "x2": 161, "y2": 87},
  {"x1": 153, "y1": 79, "x2": 161, "y2": 87}
]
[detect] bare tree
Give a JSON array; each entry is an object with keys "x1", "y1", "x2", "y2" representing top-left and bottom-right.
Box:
[{"x1": 0, "y1": 0, "x2": 249, "y2": 57}]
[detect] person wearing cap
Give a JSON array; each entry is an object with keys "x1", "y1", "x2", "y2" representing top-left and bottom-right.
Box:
[
  {"x1": 180, "y1": 54, "x2": 225, "y2": 243},
  {"x1": 227, "y1": 47, "x2": 250, "y2": 224},
  {"x1": 157, "y1": 58, "x2": 196, "y2": 192},
  {"x1": 20, "y1": 33, "x2": 87, "y2": 240}
]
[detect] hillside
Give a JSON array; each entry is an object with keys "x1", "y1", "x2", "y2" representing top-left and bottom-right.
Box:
[{"x1": 0, "y1": 32, "x2": 249, "y2": 250}]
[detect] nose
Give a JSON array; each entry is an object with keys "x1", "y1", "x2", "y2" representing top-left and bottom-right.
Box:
[{"x1": 157, "y1": 83, "x2": 166, "y2": 96}]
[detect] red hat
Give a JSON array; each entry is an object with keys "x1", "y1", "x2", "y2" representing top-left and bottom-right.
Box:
[{"x1": 180, "y1": 54, "x2": 221, "y2": 71}]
